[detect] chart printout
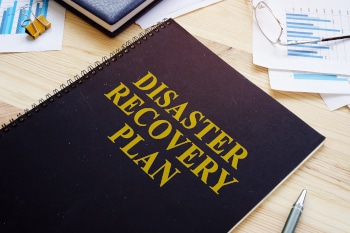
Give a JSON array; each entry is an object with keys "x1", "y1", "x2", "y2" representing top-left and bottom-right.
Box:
[
  {"x1": 0, "y1": 0, "x2": 65, "y2": 52},
  {"x1": 253, "y1": 0, "x2": 350, "y2": 75},
  {"x1": 268, "y1": 69, "x2": 350, "y2": 94}
]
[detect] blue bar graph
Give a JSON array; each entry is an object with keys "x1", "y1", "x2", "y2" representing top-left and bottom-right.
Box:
[
  {"x1": 287, "y1": 34, "x2": 320, "y2": 40},
  {"x1": 286, "y1": 13, "x2": 332, "y2": 22},
  {"x1": 285, "y1": 12, "x2": 343, "y2": 60},
  {"x1": 0, "y1": 0, "x2": 48, "y2": 35},
  {"x1": 287, "y1": 22, "x2": 314, "y2": 26},
  {"x1": 293, "y1": 73, "x2": 348, "y2": 82},
  {"x1": 0, "y1": 1, "x2": 17, "y2": 34},
  {"x1": 287, "y1": 31, "x2": 313, "y2": 35},
  {"x1": 291, "y1": 44, "x2": 330, "y2": 50},
  {"x1": 288, "y1": 53, "x2": 323, "y2": 59},
  {"x1": 287, "y1": 25, "x2": 340, "y2": 32},
  {"x1": 16, "y1": 6, "x2": 28, "y2": 33}
]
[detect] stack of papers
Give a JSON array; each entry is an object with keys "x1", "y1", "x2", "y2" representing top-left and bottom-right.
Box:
[{"x1": 252, "y1": 0, "x2": 350, "y2": 111}]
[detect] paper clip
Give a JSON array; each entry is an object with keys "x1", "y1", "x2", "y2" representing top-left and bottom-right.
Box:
[{"x1": 21, "y1": 5, "x2": 51, "y2": 39}]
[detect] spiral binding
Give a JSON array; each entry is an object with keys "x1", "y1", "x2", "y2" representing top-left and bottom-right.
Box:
[{"x1": 0, "y1": 19, "x2": 172, "y2": 137}]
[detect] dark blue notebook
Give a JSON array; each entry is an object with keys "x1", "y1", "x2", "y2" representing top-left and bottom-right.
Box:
[
  {"x1": 0, "y1": 19, "x2": 325, "y2": 233},
  {"x1": 55, "y1": 0, "x2": 160, "y2": 36}
]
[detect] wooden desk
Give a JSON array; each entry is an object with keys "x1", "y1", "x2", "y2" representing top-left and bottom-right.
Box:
[{"x1": 1, "y1": 1, "x2": 349, "y2": 232}]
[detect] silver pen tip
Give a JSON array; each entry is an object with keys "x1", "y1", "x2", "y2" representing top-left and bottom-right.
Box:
[{"x1": 295, "y1": 189, "x2": 307, "y2": 206}]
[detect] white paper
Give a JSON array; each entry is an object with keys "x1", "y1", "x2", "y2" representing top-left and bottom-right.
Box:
[
  {"x1": 320, "y1": 93, "x2": 350, "y2": 111},
  {"x1": 252, "y1": 0, "x2": 350, "y2": 75},
  {"x1": 0, "y1": 0, "x2": 65, "y2": 53},
  {"x1": 268, "y1": 69, "x2": 350, "y2": 94},
  {"x1": 136, "y1": 0, "x2": 222, "y2": 29}
]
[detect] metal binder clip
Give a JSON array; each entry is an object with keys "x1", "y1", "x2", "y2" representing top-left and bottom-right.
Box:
[{"x1": 21, "y1": 5, "x2": 51, "y2": 39}]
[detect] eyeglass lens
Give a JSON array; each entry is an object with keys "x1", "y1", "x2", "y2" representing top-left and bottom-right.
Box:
[{"x1": 254, "y1": 2, "x2": 283, "y2": 44}]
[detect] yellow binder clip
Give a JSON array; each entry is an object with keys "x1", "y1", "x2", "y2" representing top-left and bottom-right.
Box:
[{"x1": 21, "y1": 6, "x2": 51, "y2": 39}]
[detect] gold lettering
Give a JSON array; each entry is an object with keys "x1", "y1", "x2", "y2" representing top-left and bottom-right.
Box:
[
  {"x1": 107, "y1": 123, "x2": 134, "y2": 143},
  {"x1": 210, "y1": 168, "x2": 239, "y2": 194},
  {"x1": 120, "y1": 134, "x2": 145, "y2": 159},
  {"x1": 180, "y1": 111, "x2": 205, "y2": 129},
  {"x1": 104, "y1": 82, "x2": 130, "y2": 105},
  {"x1": 147, "y1": 82, "x2": 169, "y2": 99},
  {"x1": 166, "y1": 130, "x2": 191, "y2": 150},
  {"x1": 206, "y1": 130, "x2": 233, "y2": 155},
  {"x1": 134, "y1": 107, "x2": 160, "y2": 127},
  {"x1": 164, "y1": 102, "x2": 188, "y2": 121},
  {"x1": 221, "y1": 142, "x2": 248, "y2": 170},
  {"x1": 148, "y1": 119, "x2": 172, "y2": 140},
  {"x1": 176, "y1": 143, "x2": 204, "y2": 168},
  {"x1": 133, "y1": 152, "x2": 159, "y2": 173},
  {"x1": 191, "y1": 155, "x2": 218, "y2": 184},
  {"x1": 194, "y1": 119, "x2": 220, "y2": 141},
  {"x1": 107, "y1": 124, "x2": 145, "y2": 159},
  {"x1": 149, "y1": 160, "x2": 182, "y2": 187},
  {"x1": 133, "y1": 71, "x2": 158, "y2": 91},
  {"x1": 118, "y1": 94, "x2": 145, "y2": 115},
  {"x1": 154, "y1": 90, "x2": 179, "y2": 108}
]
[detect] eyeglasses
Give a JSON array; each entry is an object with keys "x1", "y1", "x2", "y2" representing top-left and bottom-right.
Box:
[{"x1": 250, "y1": 1, "x2": 350, "y2": 46}]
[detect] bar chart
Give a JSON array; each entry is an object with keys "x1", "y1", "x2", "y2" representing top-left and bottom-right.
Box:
[
  {"x1": 293, "y1": 73, "x2": 348, "y2": 82},
  {"x1": 0, "y1": 0, "x2": 49, "y2": 35},
  {"x1": 284, "y1": 8, "x2": 350, "y2": 62}
]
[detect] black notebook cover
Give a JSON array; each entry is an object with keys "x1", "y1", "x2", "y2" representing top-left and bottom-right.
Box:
[{"x1": 0, "y1": 19, "x2": 325, "y2": 233}]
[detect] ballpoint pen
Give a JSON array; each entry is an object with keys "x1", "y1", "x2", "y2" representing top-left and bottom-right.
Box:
[{"x1": 281, "y1": 189, "x2": 307, "y2": 233}]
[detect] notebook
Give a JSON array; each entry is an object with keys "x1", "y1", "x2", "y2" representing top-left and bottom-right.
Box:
[
  {"x1": 54, "y1": 0, "x2": 161, "y2": 36},
  {"x1": 0, "y1": 19, "x2": 325, "y2": 233}
]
